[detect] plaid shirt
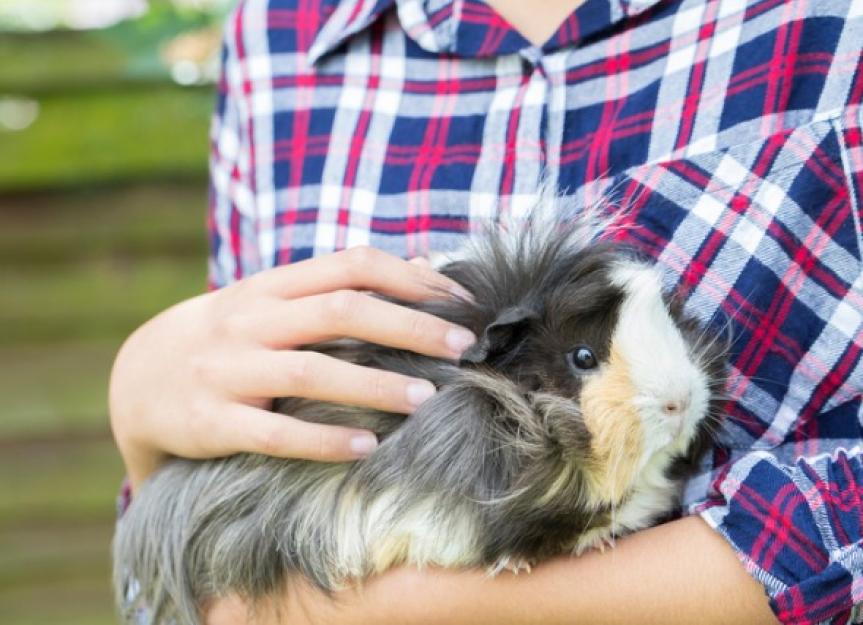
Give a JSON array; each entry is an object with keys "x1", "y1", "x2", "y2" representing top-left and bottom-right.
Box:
[{"x1": 208, "y1": 0, "x2": 863, "y2": 623}]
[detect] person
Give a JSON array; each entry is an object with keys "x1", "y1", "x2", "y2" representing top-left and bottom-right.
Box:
[{"x1": 109, "y1": 0, "x2": 863, "y2": 623}]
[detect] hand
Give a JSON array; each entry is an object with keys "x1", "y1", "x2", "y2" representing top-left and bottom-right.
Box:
[{"x1": 109, "y1": 246, "x2": 476, "y2": 490}]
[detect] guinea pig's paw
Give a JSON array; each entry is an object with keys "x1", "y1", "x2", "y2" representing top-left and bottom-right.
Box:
[
  {"x1": 573, "y1": 527, "x2": 617, "y2": 556},
  {"x1": 487, "y1": 555, "x2": 534, "y2": 576}
]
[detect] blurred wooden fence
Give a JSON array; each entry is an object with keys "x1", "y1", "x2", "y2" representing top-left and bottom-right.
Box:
[{"x1": 0, "y1": 28, "x2": 212, "y2": 624}]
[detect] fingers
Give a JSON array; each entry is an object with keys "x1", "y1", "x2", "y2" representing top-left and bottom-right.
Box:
[
  {"x1": 249, "y1": 246, "x2": 472, "y2": 303},
  {"x1": 225, "y1": 350, "x2": 437, "y2": 414},
  {"x1": 249, "y1": 290, "x2": 476, "y2": 359},
  {"x1": 221, "y1": 403, "x2": 380, "y2": 462}
]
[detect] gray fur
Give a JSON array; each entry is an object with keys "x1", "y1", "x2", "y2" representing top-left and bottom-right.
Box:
[{"x1": 113, "y1": 208, "x2": 726, "y2": 624}]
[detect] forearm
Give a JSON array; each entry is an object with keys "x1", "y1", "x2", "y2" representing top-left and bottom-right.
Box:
[
  {"x1": 507, "y1": 515, "x2": 777, "y2": 625},
  {"x1": 288, "y1": 516, "x2": 778, "y2": 625}
]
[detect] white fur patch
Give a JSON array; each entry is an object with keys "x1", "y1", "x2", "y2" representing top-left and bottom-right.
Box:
[
  {"x1": 571, "y1": 260, "x2": 715, "y2": 551},
  {"x1": 334, "y1": 489, "x2": 480, "y2": 578},
  {"x1": 610, "y1": 261, "x2": 711, "y2": 460}
]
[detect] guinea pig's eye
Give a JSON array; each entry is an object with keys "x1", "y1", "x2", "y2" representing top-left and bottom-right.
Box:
[{"x1": 568, "y1": 346, "x2": 598, "y2": 372}]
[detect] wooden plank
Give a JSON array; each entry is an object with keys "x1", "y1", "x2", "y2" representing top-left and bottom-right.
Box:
[
  {"x1": 0, "y1": 182, "x2": 208, "y2": 265},
  {"x1": 0, "y1": 439, "x2": 123, "y2": 625},
  {"x1": 0, "y1": 342, "x2": 118, "y2": 438},
  {"x1": 2, "y1": 581, "x2": 117, "y2": 625},
  {"x1": 0, "y1": 182, "x2": 208, "y2": 347},
  {"x1": 0, "y1": 256, "x2": 205, "y2": 344},
  {"x1": 0, "y1": 180, "x2": 208, "y2": 619},
  {"x1": 0, "y1": 438, "x2": 123, "y2": 526}
]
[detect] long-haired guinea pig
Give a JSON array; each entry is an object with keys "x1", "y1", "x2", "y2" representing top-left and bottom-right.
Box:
[{"x1": 113, "y1": 197, "x2": 727, "y2": 625}]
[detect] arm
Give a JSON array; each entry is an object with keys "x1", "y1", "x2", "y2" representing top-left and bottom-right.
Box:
[
  {"x1": 207, "y1": 515, "x2": 778, "y2": 625},
  {"x1": 109, "y1": 22, "x2": 478, "y2": 491},
  {"x1": 109, "y1": 247, "x2": 476, "y2": 490},
  {"x1": 211, "y1": 447, "x2": 863, "y2": 625}
]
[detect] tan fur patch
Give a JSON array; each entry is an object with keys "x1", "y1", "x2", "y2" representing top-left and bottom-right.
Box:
[
  {"x1": 370, "y1": 533, "x2": 412, "y2": 573},
  {"x1": 365, "y1": 498, "x2": 480, "y2": 573},
  {"x1": 579, "y1": 345, "x2": 642, "y2": 505}
]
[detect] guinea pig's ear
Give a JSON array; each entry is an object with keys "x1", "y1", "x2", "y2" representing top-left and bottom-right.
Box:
[{"x1": 460, "y1": 305, "x2": 539, "y2": 365}]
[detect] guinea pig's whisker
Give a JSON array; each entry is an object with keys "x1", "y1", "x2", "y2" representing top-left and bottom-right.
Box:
[
  {"x1": 736, "y1": 373, "x2": 787, "y2": 388},
  {"x1": 713, "y1": 391, "x2": 739, "y2": 408},
  {"x1": 689, "y1": 300, "x2": 742, "y2": 356},
  {"x1": 700, "y1": 413, "x2": 723, "y2": 436},
  {"x1": 691, "y1": 287, "x2": 759, "y2": 365},
  {"x1": 593, "y1": 169, "x2": 649, "y2": 231},
  {"x1": 691, "y1": 322, "x2": 729, "y2": 364}
]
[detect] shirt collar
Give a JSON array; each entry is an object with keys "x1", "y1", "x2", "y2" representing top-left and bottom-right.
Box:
[
  {"x1": 307, "y1": 0, "x2": 397, "y2": 65},
  {"x1": 307, "y1": 0, "x2": 666, "y2": 65}
]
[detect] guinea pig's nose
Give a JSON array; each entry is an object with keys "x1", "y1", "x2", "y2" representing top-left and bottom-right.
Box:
[{"x1": 661, "y1": 394, "x2": 690, "y2": 417}]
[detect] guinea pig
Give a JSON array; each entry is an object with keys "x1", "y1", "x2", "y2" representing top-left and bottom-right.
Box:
[{"x1": 112, "y1": 197, "x2": 727, "y2": 625}]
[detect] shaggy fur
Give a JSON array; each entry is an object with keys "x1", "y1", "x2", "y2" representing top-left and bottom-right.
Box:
[{"x1": 113, "y1": 204, "x2": 727, "y2": 625}]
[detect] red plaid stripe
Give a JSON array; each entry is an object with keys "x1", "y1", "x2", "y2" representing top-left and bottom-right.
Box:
[{"x1": 208, "y1": 1, "x2": 863, "y2": 621}]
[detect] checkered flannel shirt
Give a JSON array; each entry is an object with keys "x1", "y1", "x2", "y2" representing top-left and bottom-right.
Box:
[{"x1": 208, "y1": 0, "x2": 863, "y2": 622}]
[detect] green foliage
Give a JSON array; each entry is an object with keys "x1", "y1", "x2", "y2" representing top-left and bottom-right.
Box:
[
  {"x1": 0, "y1": 31, "x2": 132, "y2": 92},
  {"x1": 101, "y1": 0, "x2": 222, "y2": 60},
  {"x1": 0, "y1": 4, "x2": 227, "y2": 91},
  {"x1": 0, "y1": 86, "x2": 212, "y2": 191}
]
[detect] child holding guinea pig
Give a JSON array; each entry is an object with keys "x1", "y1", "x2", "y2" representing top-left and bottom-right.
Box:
[{"x1": 110, "y1": 0, "x2": 863, "y2": 624}]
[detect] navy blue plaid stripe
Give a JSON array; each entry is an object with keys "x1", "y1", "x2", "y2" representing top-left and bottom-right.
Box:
[{"x1": 208, "y1": 1, "x2": 863, "y2": 622}]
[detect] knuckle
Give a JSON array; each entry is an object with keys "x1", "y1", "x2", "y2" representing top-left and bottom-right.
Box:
[
  {"x1": 407, "y1": 312, "x2": 435, "y2": 343},
  {"x1": 188, "y1": 354, "x2": 216, "y2": 382},
  {"x1": 224, "y1": 276, "x2": 249, "y2": 297},
  {"x1": 238, "y1": 272, "x2": 266, "y2": 295},
  {"x1": 313, "y1": 428, "x2": 331, "y2": 460},
  {"x1": 281, "y1": 353, "x2": 311, "y2": 392},
  {"x1": 345, "y1": 245, "x2": 379, "y2": 268},
  {"x1": 370, "y1": 372, "x2": 394, "y2": 407},
  {"x1": 253, "y1": 422, "x2": 282, "y2": 457},
  {"x1": 220, "y1": 312, "x2": 250, "y2": 338},
  {"x1": 186, "y1": 398, "x2": 215, "y2": 449},
  {"x1": 323, "y1": 289, "x2": 360, "y2": 323},
  {"x1": 220, "y1": 275, "x2": 258, "y2": 306}
]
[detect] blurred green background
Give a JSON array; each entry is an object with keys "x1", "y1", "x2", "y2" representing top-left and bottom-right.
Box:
[{"x1": 0, "y1": 1, "x2": 230, "y2": 622}]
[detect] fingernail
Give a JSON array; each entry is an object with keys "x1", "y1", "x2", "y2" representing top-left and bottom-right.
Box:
[
  {"x1": 350, "y1": 434, "x2": 378, "y2": 457},
  {"x1": 407, "y1": 380, "x2": 437, "y2": 407},
  {"x1": 446, "y1": 327, "x2": 477, "y2": 355}
]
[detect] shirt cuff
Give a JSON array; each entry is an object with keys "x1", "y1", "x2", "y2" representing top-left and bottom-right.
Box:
[
  {"x1": 695, "y1": 448, "x2": 863, "y2": 625},
  {"x1": 117, "y1": 476, "x2": 133, "y2": 518}
]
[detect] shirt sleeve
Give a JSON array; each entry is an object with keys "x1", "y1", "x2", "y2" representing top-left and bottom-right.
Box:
[
  {"x1": 207, "y1": 9, "x2": 259, "y2": 290},
  {"x1": 696, "y1": 446, "x2": 863, "y2": 625}
]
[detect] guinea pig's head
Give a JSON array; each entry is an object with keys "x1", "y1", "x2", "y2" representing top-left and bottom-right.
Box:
[{"x1": 442, "y1": 226, "x2": 727, "y2": 515}]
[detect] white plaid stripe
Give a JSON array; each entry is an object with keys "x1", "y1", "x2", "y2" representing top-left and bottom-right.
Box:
[{"x1": 209, "y1": 2, "x2": 863, "y2": 618}]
